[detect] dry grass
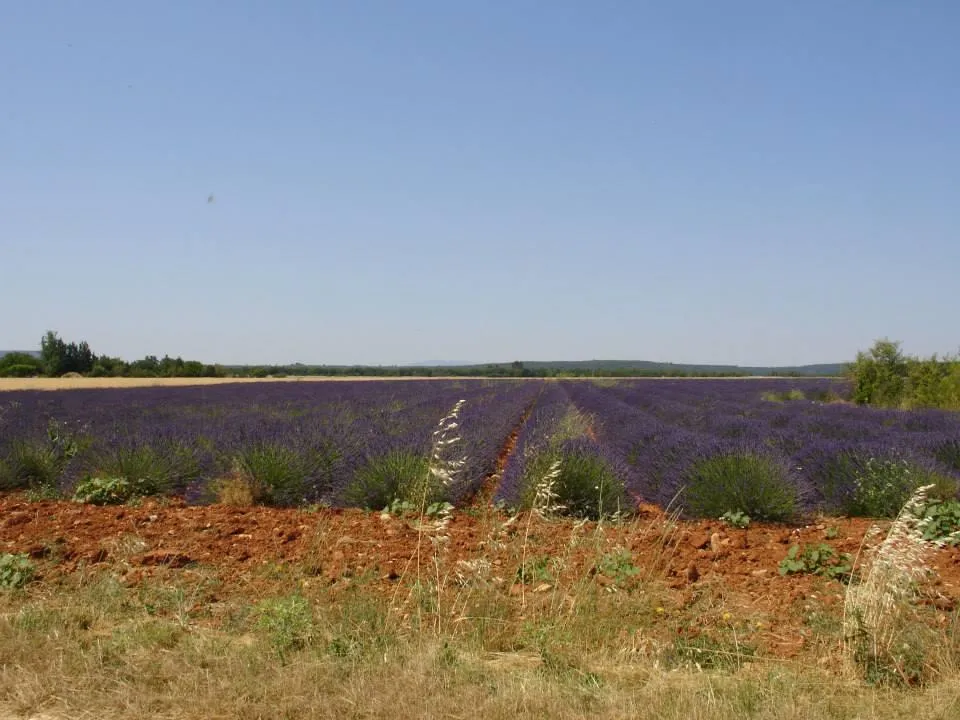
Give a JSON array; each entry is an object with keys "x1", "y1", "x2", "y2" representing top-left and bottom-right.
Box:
[
  {"x1": 0, "y1": 377, "x2": 488, "y2": 392},
  {"x1": 1, "y1": 571, "x2": 958, "y2": 720},
  {"x1": 211, "y1": 474, "x2": 257, "y2": 507},
  {"x1": 0, "y1": 376, "x2": 833, "y2": 392}
]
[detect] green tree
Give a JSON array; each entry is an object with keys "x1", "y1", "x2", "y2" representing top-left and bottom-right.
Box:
[
  {"x1": 40, "y1": 331, "x2": 67, "y2": 376},
  {"x1": 850, "y1": 339, "x2": 908, "y2": 406},
  {"x1": 0, "y1": 352, "x2": 43, "y2": 377}
]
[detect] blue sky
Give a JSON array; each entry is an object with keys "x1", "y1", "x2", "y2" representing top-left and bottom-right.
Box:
[{"x1": 2, "y1": 1, "x2": 957, "y2": 366}]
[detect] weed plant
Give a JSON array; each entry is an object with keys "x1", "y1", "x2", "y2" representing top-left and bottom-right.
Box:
[{"x1": 0, "y1": 554, "x2": 35, "y2": 590}]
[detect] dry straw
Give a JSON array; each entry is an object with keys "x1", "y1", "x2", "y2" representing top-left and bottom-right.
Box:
[{"x1": 843, "y1": 483, "x2": 957, "y2": 681}]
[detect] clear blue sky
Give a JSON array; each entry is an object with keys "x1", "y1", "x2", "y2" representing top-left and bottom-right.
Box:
[{"x1": 2, "y1": 1, "x2": 957, "y2": 366}]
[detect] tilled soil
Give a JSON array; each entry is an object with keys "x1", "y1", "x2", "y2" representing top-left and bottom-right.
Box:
[{"x1": 3, "y1": 495, "x2": 959, "y2": 659}]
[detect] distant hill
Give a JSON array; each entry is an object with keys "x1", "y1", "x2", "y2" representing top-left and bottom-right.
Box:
[
  {"x1": 406, "y1": 361, "x2": 478, "y2": 367},
  {"x1": 0, "y1": 350, "x2": 41, "y2": 359},
  {"x1": 399, "y1": 360, "x2": 847, "y2": 376},
  {"x1": 505, "y1": 360, "x2": 846, "y2": 376}
]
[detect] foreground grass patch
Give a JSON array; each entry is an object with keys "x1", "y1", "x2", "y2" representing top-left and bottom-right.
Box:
[{"x1": 0, "y1": 558, "x2": 957, "y2": 719}]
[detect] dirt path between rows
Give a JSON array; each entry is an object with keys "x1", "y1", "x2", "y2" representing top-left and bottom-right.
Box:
[{"x1": 466, "y1": 398, "x2": 538, "y2": 507}]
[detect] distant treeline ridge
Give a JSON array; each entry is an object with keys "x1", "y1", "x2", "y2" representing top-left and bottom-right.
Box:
[{"x1": 0, "y1": 330, "x2": 857, "y2": 380}]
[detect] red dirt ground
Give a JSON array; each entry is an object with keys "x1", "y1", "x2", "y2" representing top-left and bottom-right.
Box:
[{"x1": 3, "y1": 494, "x2": 959, "y2": 659}]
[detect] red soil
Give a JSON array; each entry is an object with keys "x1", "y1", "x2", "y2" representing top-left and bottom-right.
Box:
[{"x1": 3, "y1": 495, "x2": 959, "y2": 659}]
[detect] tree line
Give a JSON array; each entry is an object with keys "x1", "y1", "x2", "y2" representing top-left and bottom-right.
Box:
[
  {"x1": 228, "y1": 362, "x2": 765, "y2": 379},
  {"x1": 14, "y1": 332, "x2": 948, "y2": 387},
  {"x1": 848, "y1": 339, "x2": 960, "y2": 410},
  {"x1": 1, "y1": 334, "x2": 816, "y2": 380},
  {"x1": 0, "y1": 332, "x2": 226, "y2": 379}
]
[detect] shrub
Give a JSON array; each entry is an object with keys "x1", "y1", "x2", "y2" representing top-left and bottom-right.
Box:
[
  {"x1": 761, "y1": 388, "x2": 807, "y2": 403},
  {"x1": 0, "y1": 553, "x2": 35, "y2": 590},
  {"x1": 237, "y1": 445, "x2": 308, "y2": 506},
  {"x1": 236, "y1": 442, "x2": 338, "y2": 507},
  {"x1": 72, "y1": 477, "x2": 141, "y2": 505},
  {"x1": 0, "y1": 352, "x2": 43, "y2": 377},
  {"x1": 849, "y1": 457, "x2": 956, "y2": 519},
  {"x1": 806, "y1": 386, "x2": 848, "y2": 403},
  {"x1": 815, "y1": 451, "x2": 957, "y2": 519},
  {"x1": 521, "y1": 447, "x2": 629, "y2": 520},
  {"x1": 344, "y1": 399, "x2": 466, "y2": 511},
  {"x1": 88, "y1": 444, "x2": 198, "y2": 497},
  {"x1": 0, "y1": 364, "x2": 41, "y2": 378},
  {"x1": 682, "y1": 452, "x2": 799, "y2": 521},
  {"x1": 906, "y1": 358, "x2": 952, "y2": 409},
  {"x1": 848, "y1": 339, "x2": 960, "y2": 409},
  {"x1": 1, "y1": 419, "x2": 87, "y2": 491},
  {"x1": 344, "y1": 451, "x2": 433, "y2": 510},
  {"x1": 0, "y1": 441, "x2": 63, "y2": 491},
  {"x1": 850, "y1": 458, "x2": 917, "y2": 518},
  {"x1": 849, "y1": 339, "x2": 908, "y2": 406},
  {"x1": 934, "y1": 439, "x2": 960, "y2": 472}
]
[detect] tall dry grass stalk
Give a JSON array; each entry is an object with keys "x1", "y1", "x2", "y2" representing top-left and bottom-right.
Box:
[
  {"x1": 520, "y1": 459, "x2": 562, "y2": 610},
  {"x1": 842, "y1": 483, "x2": 948, "y2": 682},
  {"x1": 212, "y1": 462, "x2": 258, "y2": 506},
  {"x1": 393, "y1": 399, "x2": 466, "y2": 630}
]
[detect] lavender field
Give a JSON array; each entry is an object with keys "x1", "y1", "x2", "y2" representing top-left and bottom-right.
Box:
[
  {"x1": 501, "y1": 379, "x2": 960, "y2": 519},
  {"x1": 1, "y1": 379, "x2": 959, "y2": 518},
  {"x1": 0, "y1": 381, "x2": 538, "y2": 507}
]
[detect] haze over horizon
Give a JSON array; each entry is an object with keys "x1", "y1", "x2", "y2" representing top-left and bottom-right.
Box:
[{"x1": 3, "y1": 2, "x2": 957, "y2": 366}]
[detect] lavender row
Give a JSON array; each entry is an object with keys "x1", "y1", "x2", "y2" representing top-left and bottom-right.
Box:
[
  {"x1": 0, "y1": 380, "x2": 540, "y2": 507},
  {"x1": 562, "y1": 379, "x2": 960, "y2": 513},
  {"x1": 495, "y1": 383, "x2": 632, "y2": 516}
]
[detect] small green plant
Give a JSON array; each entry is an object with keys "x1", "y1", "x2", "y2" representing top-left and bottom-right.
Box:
[
  {"x1": 919, "y1": 498, "x2": 960, "y2": 545},
  {"x1": 683, "y1": 452, "x2": 798, "y2": 521},
  {"x1": 73, "y1": 477, "x2": 142, "y2": 505},
  {"x1": 516, "y1": 555, "x2": 555, "y2": 585},
  {"x1": 254, "y1": 594, "x2": 315, "y2": 661},
  {"x1": 720, "y1": 510, "x2": 751, "y2": 529},
  {"x1": 25, "y1": 482, "x2": 63, "y2": 501},
  {"x1": 382, "y1": 498, "x2": 454, "y2": 518},
  {"x1": 852, "y1": 629, "x2": 930, "y2": 687},
  {"x1": 0, "y1": 553, "x2": 35, "y2": 590},
  {"x1": 779, "y1": 543, "x2": 853, "y2": 581},
  {"x1": 824, "y1": 525, "x2": 840, "y2": 540},
  {"x1": 595, "y1": 548, "x2": 640, "y2": 587},
  {"x1": 664, "y1": 633, "x2": 756, "y2": 671}
]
